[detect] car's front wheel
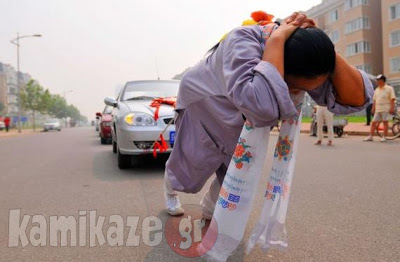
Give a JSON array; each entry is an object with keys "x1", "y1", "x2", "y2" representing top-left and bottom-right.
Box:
[{"x1": 117, "y1": 146, "x2": 131, "y2": 169}]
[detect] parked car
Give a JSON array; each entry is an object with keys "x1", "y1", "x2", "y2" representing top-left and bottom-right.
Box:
[
  {"x1": 0, "y1": 121, "x2": 5, "y2": 131},
  {"x1": 95, "y1": 115, "x2": 100, "y2": 131},
  {"x1": 105, "y1": 80, "x2": 179, "y2": 169},
  {"x1": 97, "y1": 105, "x2": 113, "y2": 144},
  {"x1": 43, "y1": 118, "x2": 61, "y2": 131}
]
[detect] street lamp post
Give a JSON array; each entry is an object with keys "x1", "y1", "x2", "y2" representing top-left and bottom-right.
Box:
[{"x1": 10, "y1": 33, "x2": 42, "y2": 133}]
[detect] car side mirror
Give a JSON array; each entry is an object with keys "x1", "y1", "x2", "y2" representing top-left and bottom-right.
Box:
[{"x1": 104, "y1": 97, "x2": 118, "y2": 107}]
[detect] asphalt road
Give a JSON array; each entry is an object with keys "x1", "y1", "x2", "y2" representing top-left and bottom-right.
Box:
[{"x1": 0, "y1": 127, "x2": 399, "y2": 262}]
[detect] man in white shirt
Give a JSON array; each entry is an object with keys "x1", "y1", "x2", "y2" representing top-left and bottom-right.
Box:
[{"x1": 364, "y1": 74, "x2": 396, "y2": 142}]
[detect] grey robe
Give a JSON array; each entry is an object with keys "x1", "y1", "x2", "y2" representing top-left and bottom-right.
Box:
[{"x1": 166, "y1": 25, "x2": 374, "y2": 193}]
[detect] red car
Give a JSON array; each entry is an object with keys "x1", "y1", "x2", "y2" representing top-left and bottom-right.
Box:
[{"x1": 97, "y1": 106, "x2": 113, "y2": 144}]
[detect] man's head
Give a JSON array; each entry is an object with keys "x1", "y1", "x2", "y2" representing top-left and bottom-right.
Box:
[
  {"x1": 376, "y1": 74, "x2": 386, "y2": 87},
  {"x1": 283, "y1": 27, "x2": 336, "y2": 92}
]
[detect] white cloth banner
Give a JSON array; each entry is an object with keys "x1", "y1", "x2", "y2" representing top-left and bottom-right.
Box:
[{"x1": 199, "y1": 92, "x2": 305, "y2": 261}]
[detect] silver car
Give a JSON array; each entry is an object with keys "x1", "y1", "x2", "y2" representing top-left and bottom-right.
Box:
[
  {"x1": 43, "y1": 118, "x2": 61, "y2": 131},
  {"x1": 104, "y1": 80, "x2": 179, "y2": 169}
]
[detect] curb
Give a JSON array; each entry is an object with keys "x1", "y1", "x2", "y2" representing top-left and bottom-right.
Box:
[
  {"x1": 300, "y1": 130, "x2": 369, "y2": 136},
  {"x1": 0, "y1": 130, "x2": 41, "y2": 139}
]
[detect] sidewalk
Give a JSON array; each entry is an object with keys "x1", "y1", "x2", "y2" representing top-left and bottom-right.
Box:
[
  {"x1": 300, "y1": 122, "x2": 370, "y2": 136},
  {"x1": 0, "y1": 129, "x2": 42, "y2": 139}
]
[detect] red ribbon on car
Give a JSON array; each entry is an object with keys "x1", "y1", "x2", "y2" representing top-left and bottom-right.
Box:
[
  {"x1": 153, "y1": 134, "x2": 168, "y2": 158},
  {"x1": 150, "y1": 97, "x2": 176, "y2": 158},
  {"x1": 150, "y1": 97, "x2": 177, "y2": 121}
]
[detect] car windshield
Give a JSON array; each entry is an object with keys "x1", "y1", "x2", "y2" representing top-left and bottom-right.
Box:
[
  {"x1": 121, "y1": 81, "x2": 179, "y2": 101},
  {"x1": 45, "y1": 119, "x2": 59, "y2": 124}
]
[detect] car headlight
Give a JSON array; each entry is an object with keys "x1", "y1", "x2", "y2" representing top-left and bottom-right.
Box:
[{"x1": 124, "y1": 113, "x2": 156, "y2": 126}]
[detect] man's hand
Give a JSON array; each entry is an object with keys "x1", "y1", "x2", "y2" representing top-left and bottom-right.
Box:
[
  {"x1": 271, "y1": 12, "x2": 316, "y2": 42},
  {"x1": 390, "y1": 99, "x2": 396, "y2": 114},
  {"x1": 286, "y1": 12, "x2": 316, "y2": 28}
]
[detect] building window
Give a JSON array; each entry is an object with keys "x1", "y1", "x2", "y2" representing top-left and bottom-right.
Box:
[
  {"x1": 345, "y1": 17, "x2": 370, "y2": 34},
  {"x1": 330, "y1": 30, "x2": 340, "y2": 43},
  {"x1": 355, "y1": 64, "x2": 372, "y2": 74},
  {"x1": 390, "y1": 30, "x2": 400, "y2": 47},
  {"x1": 8, "y1": 96, "x2": 17, "y2": 104},
  {"x1": 390, "y1": 57, "x2": 400, "y2": 73},
  {"x1": 390, "y1": 4, "x2": 400, "y2": 20},
  {"x1": 346, "y1": 41, "x2": 371, "y2": 57},
  {"x1": 345, "y1": 0, "x2": 369, "y2": 11},
  {"x1": 10, "y1": 105, "x2": 18, "y2": 114},
  {"x1": 329, "y1": 9, "x2": 339, "y2": 23}
]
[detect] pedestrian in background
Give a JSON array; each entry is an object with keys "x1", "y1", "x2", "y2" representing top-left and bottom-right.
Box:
[
  {"x1": 365, "y1": 82, "x2": 378, "y2": 126},
  {"x1": 4, "y1": 116, "x2": 11, "y2": 132},
  {"x1": 364, "y1": 74, "x2": 396, "y2": 142},
  {"x1": 315, "y1": 105, "x2": 334, "y2": 146},
  {"x1": 365, "y1": 103, "x2": 372, "y2": 126}
]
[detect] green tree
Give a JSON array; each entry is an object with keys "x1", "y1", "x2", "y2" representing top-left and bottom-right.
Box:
[
  {"x1": 48, "y1": 95, "x2": 86, "y2": 126},
  {"x1": 41, "y1": 89, "x2": 52, "y2": 113},
  {"x1": 0, "y1": 101, "x2": 4, "y2": 114},
  {"x1": 48, "y1": 94, "x2": 68, "y2": 119},
  {"x1": 66, "y1": 104, "x2": 80, "y2": 119},
  {"x1": 79, "y1": 115, "x2": 88, "y2": 123},
  {"x1": 20, "y1": 80, "x2": 50, "y2": 130}
]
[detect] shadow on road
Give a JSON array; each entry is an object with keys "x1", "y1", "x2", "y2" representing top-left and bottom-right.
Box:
[
  {"x1": 92, "y1": 147, "x2": 168, "y2": 182},
  {"x1": 143, "y1": 209, "x2": 246, "y2": 262}
]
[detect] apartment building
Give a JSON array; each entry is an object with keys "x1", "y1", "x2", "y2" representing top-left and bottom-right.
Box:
[
  {"x1": 306, "y1": 0, "x2": 400, "y2": 98},
  {"x1": 0, "y1": 62, "x2": 31, "y2": 116},
  {"x1": 382, "y1": 0, "x2": 400, "y2": 93}
]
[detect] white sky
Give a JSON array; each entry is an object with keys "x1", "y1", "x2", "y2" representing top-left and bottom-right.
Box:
[{"x1": 0, "y1": 0, "x2": 322, "y2": 119}]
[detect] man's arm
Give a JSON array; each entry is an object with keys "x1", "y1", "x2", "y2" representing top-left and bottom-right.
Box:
[
  {"x1": 330, "y1": 52, "x2": 366, "y2": 107},
  {"x1": 372, "y1": 100, "x2": 376, "y2": 115},
  {"x1": 390, "y1": 99, "x2": 396, "y2": 114},
  {"x1": 389, "y1": 87, "x2": 396, "y2": 114}
]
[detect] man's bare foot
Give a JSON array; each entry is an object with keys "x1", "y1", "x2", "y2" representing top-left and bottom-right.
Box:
[
  {"x1": 327, "y1": 140, "x2": 333, "y2": 146},
  {"x1": 314, "y1": 140, "x2": 322, "y2": 145}
]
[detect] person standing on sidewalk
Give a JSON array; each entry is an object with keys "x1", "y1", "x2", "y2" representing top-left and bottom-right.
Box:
[
  {"x1": 315, "y1": 105, "x2": 334, "y2": 146},
  {"x1": 365, "y1": 103, "x2": 373, "y2": 126},
  {"x1": 365, "y1": 83, "x2": 378, "y2": 126},
  {"x1": 4, "y1": 116, "x2": 11, "y2": 132},
  {"x1": 364, "y1": 74, "x2": 396, "y2": 142}
]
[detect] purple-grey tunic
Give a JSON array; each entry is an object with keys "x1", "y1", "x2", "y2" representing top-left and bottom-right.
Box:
[{"x1": 166, "y1": 25, "x2": 374, "y2": 193}]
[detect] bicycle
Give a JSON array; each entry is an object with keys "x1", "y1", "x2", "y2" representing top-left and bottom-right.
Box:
[{"x1": 376, "y1": 111, "x2": 400, "y2": 140}]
